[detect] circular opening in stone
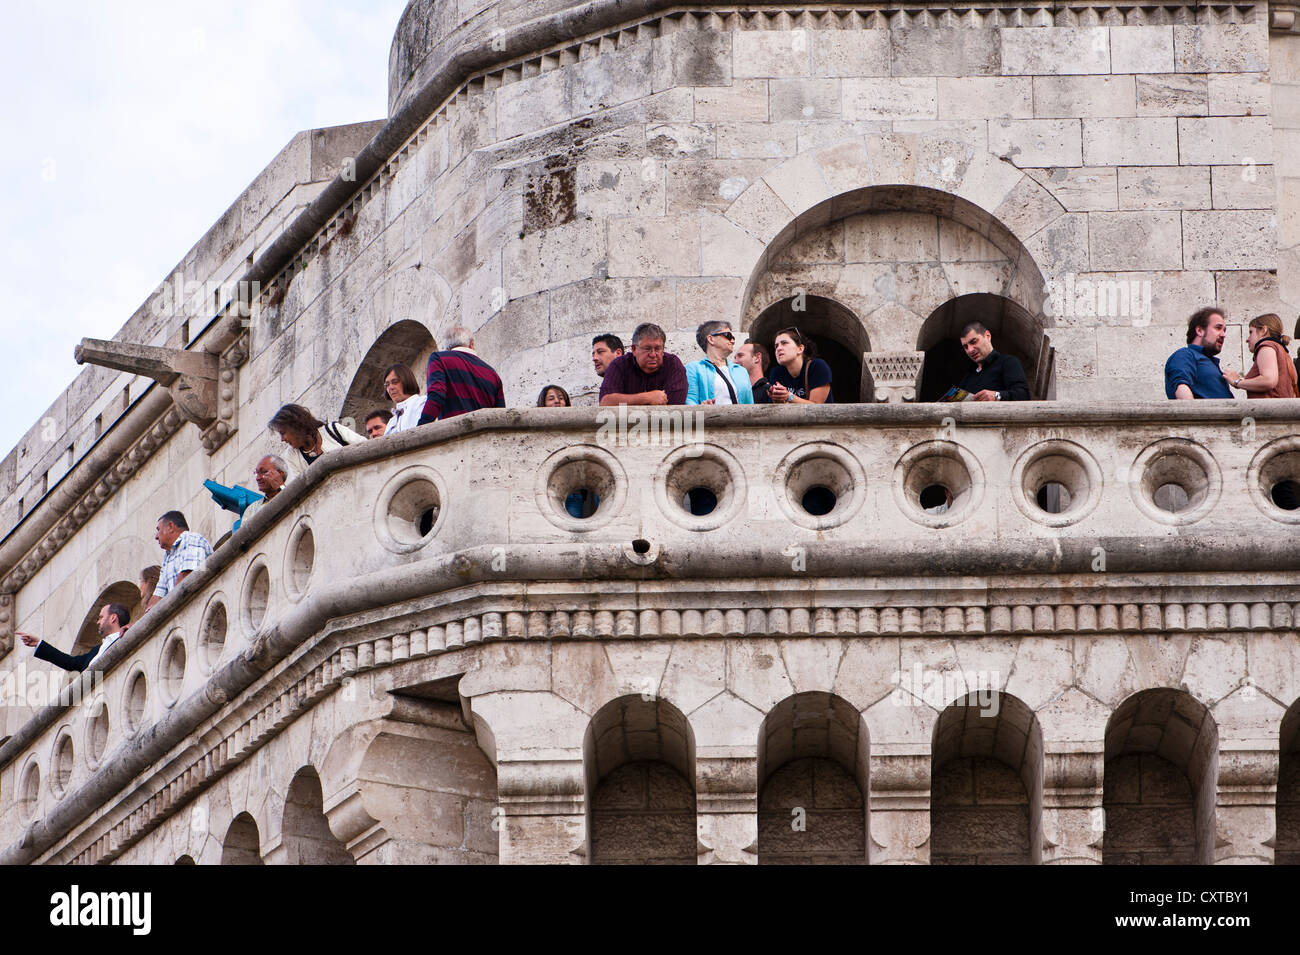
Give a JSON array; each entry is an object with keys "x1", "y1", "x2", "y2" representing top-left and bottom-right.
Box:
[
  {"x1": 664, "y1": 456, "x2": 732, "y2": 519},
  {"x1": 386, "y1": 478, "x2": 442, "y2": 546},
  {"x1": 52, "y1": 734, "x2": 73, "y2": 798},
  {"x1": 783, "y1": 452, "x2": 857, "y2": 522},
  {"x1": 126, "y1": 671, "x2": 147, "y2": 734},
  {"x1": 631, "y1": 538, "x2": 651, "y2": 555},
  {"x1": 801, "y1": 485, "x2": 837, "y2": 516},
  {"x1": 244, "y1": 564, "x2": 270, "y2": 634},
  {"x1": 88, "y1": 706, "x2": 109, "y2": 765},
  {"x1": 1271, "y1": 479, "x2": 1300, "y2": 510},
  {"x1": 564, "y1": 489, "x2": 600, "y2": 519},
  {"x1": 682, "y1": 487, "x2": 718, "y2": 515},
  {"x1": 547, "y1": 458, "x2": 615, "y2": 522},
  {"x1": 901, "y1": 448, "x2": 974, "y2": 521},
  {"x1": 1153, "y1": 482, "x2": 1191, "y2": 513},
  {"x1": 20, "y1": 762, "x2": 39, "y2": 816},
  {"x1": 1139, "y1": 453, "x2": 1208, "y2": 513},
  {"x1": 161, "y1": 632, "x2": 186, "y2": 704},
  {"x1": 288, "y1": 524, "x2": 315, "y2": 596},
  {"x1": 201, "y1": 600, "x2": 228, "y2": 669},
  {"x1": 1035, "y1": 481, "x2": 1072, "y2": 514},
  {"x1": 919, "y1": 484, "x2": 952, "y2": 512}
]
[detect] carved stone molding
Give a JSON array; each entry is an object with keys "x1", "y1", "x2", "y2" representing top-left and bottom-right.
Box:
[
  {"x1": 864, "y1": 351, "x2": 925, "y2": 403},
  {"x1": 1273, "y1": 4, "x2": 1300, "y2": 32},
  {"x1": 0, "y1": 593, "x2": 12, "y2": 656},
  {"x1": 200, "y1": 331, "x2": 250, "y2": 455}
]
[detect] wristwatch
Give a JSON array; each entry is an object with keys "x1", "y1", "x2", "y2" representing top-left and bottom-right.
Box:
[
  {"x1": 786, "y1": 391, "x2": 794, "y2": 403},
  {"x1": 994, "y1": 391, "x2": 1002, "y2": 400},
  {"x1": 1234, "y1": 377, "x2": 1243, "y2": 387}
]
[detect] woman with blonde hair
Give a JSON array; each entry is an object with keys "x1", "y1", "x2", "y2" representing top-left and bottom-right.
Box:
[{"x1": 1224, "y1": 313, "x2": 1299, "y2": 398}]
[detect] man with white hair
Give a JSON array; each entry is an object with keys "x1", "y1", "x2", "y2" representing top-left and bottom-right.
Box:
[
  {"x1": 416, "y1": 326, "x2": 506, "y2": 424},
  {"x1": 240, "y1": 454, "x2": 289, "y2": 524}
]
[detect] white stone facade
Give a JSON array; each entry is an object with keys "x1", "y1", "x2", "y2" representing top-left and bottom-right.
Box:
[{"x1": 1, "y1": 1, "x2": 1299, "y2": 865}]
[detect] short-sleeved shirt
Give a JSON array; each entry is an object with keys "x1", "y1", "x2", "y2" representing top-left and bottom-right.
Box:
[
  {"x1": 154, "y1": 531, "x2": 214, "y2": 599},
  {"x1": 598, "y1": 352, "x2": 689, "y2": 404},
  {"x1": 770, "y1": 358, "x2": 833, "y2": 402},
  {"x1": 1165, "y1": 344, "x2": 1232, "y2": 399}
]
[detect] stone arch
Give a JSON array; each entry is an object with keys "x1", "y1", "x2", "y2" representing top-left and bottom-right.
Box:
[
  {"x1": 175, "y1": 854, "x2": 196, "y2": 865},
  {"x1": 220, "y1": 812, "x2": 264, "y2": 865},
  {"x1": 1103, "y1": 688, "x2": 1217, "y2": 865},
  {"x1": 930, "y1": 692, "x2": 1043, "y2": 865},
  {"x1": 279, "y1": 765, "x2": 355, "y2": 865},
  {"x1": 727, "y1": 137, "x2": 1062, "y2": 402},
  {"x1": 583, "y1": 695, "x2": 696, "y2": 865},
  {"x1": 757, "y1": 692, "x2": 868, "y2": 865},
  {"x1": 338, "y1": 319, "x2": 437, "y2": 428},
  {"x1": 71, "y1": 580, "x2": 143, "y2": 656},
  {"x1": 748, "y1": 295, "x2": 869, "y2": 402},
  {"x1": 1277, "y1": 701, "x2": 1300, "y2": 865},
  {"x1": 917, "y1": 293, "x2": 1054, "y2": 401}
]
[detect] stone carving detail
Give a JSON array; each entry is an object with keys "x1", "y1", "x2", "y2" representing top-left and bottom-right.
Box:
[
  {"x1": 75, "y1": 339, "x2": 220, "y2": 427},
  {"x1": 1273, "y1": 5, "x2": 1300, "y2": 32},
  {"x1": 864, "y1": 351, "x2": 925, "y2": 403},
  {"x1": 0, "y1": 593, "x2": 12, "y2": 656},
  {"x1": 200, "y1": 331, "x2": 250, "y2": 454}
]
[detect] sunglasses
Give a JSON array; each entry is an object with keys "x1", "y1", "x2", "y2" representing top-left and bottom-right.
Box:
[{"x1": 709, "y1": 331, "x2": 736, "y2": 341}]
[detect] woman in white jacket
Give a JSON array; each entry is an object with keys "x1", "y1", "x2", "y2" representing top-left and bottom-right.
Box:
[{"x1": 381, "y1": 363, "x2": 426, "y2": 434}]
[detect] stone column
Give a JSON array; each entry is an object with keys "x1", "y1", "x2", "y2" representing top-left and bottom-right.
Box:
[
  {"x1": 863, "y1": 351, "x2": 926, "y2": 403},
  {"x1": 496, "y1": 759, "x2": 587, "y2": 865},
  {"x1": 1215, "y1": 747, "x2": 1277, "y2": 864},
  {"x1": 1041, "y1": 749, "x2": 1104, "y2": 865},
  {"x1": 695, "y1": 756, "x2": 758, "y2": 865},
  {"x1": 868, "y1": 752, "x2": 930, "y2": 864}
]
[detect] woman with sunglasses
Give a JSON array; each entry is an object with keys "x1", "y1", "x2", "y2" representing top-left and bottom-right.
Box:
[
  {"x1": 768, "y1": 327, "x2": 833, "y2": 404},
  {"x1": 685, "y1": 320, "x2": 754, "y2": 405}
]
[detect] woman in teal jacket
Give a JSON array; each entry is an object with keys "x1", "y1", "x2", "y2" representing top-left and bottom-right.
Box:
[{"x1": 685, "y1": 320, "x2": 754, "y2": 405}]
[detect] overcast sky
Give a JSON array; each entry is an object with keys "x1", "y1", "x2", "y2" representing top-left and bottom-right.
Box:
[{"x1": 0, "y1": 1, "x2": 409, "y2": 461}]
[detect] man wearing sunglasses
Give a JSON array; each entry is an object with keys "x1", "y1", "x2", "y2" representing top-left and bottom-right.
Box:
[
  {"x1": 685, "y1": 320, "x2": 754, "y2": 405},
  {"x1": 598, "y1": 322, "x2": 689, "y2": 406}
]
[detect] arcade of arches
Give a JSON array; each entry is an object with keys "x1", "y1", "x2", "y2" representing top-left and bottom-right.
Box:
[{"x1": 743, "y1": 189, "x2": 1055, "y2": 403}]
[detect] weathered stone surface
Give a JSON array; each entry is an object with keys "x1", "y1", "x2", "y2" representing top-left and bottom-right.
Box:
[
  {"x1": 1109, "y1": 25, "x2": 1175, "y2": 75},
  {"x1": 1082, "y1": 118, "x2": 1178, "y2": 166},
  {"x1": 1135, "y1": 73, "x2": 1208, "y2": 117},
  {"x1": 890, "y1": 28, "x2": 1000, "y2": 77},
  {"x1": 1177, "y1": 117, "x2": 1273, "y2": 166},
  {"x1": 842, "y1": 77, "x2": 937, "y2": 121},
  {"x1": 1182, "y1": 210, "x2": 1276, "y2": 271},
  {"x1": 1210, "y1": 164, "x2": 1275, "y2": 210},
  {"x1": 811, "y1": 29, "x2": 890, "y2": 78},
  {"x1": 1118, "y1": 166, "x2": 1211, "y2": 211},
  {"x1": 1001, "y1": 27, "x2": 1110, "y2": 76},
  {"x1": 694, "y1": 80, "x2": 768, "y2": 122},
  {"x1": 1173, "y1": 24, "x2": 1269, "y2": 74},
  {"x1": 1026, "y1": 167, "x2": 1118, "y2": 212},
  {"x1": 989, "y1": 119, "x2": 1083, "y2": 167},
  {"x1": 936, "y1": 77, "x2": 1032, "y2": 120},
  {"x1": 1035, "y1": 76, "x2": 1135, "y2": 119},
  {"x1": 1207, "y1": 73, "x2": 1270, "y2": 117},
  {"x1": 733, "y1": 30, "x2": 810, "y2": 79},
  {"x1": 1088, "y1": 211, "x2": 1183, "y2": 271},
  {"x1": 769, "y1": 78, "x2": 841, "y2": 123}
]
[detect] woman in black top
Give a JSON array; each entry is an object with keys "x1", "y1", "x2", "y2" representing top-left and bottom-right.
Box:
[{"x1": 767, "y1": 327, "x2": 833, "y2": 404}]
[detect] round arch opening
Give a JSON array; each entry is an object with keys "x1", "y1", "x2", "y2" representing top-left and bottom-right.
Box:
[
  {"x1": 339, "y1": 319, "x2": 436, "y2": 430},
  {"x1": 917, "y1": 294, "x2": 1053, "y2": 401},
  {"x1": 748, "y1": 295, "x2": 868, "y2": 403}
]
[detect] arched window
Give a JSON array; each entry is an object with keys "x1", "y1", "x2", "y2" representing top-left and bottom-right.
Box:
[
  {"x1": 339, "y1": 320, "x2": 436, "y2": 429},
  {"x1": 221, "y1": 812, "x2": 264, "y2": 865},
  {"x1": 281, "y1": 766, "x2": 354, "y2": 865},
  {"x1": 917, "y1": 294, "x2": 1054, "y2": 401},
  {"x1": 930, "y1": 692, "x2": 1043, "y2": 864},
  {"x1": 757, "y1": 692, "x2": 867, "y2": 864},
  {"x1": 749, "y1": 296, "x2": 867, "y2": 402},
  {"x1": 584, "y1": 696, "x2": 696, "y2": 864},
  {"x1": 1277, "y1": 702, "x2": 1300, "y2": 865},
  {"x1": 70, "y1": 580, "x2": 143, "y2": 656},
  {"x1": 1103, "y1": 689, "x2": 1217, "y2": 865}
]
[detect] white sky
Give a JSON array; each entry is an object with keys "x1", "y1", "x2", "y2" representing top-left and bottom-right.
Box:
[{"x1": 0, "y1": 1, "x2": 410, "y2": 461}]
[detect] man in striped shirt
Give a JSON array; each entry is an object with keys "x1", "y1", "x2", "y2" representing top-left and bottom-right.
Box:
[{"x1": 417, "y1": 326, "x2": 506, "y2": 424}]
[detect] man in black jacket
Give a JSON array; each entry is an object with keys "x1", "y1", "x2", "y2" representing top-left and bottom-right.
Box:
[
  {"x1": 954, "y1": 321, "x2": 1030, "y2": 401},
  {"x1": 17, "y1": 603, "x2": 130, "y2": 672}
]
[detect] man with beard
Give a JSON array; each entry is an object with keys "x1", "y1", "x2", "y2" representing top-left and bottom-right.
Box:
[{"x1": 1166, "y1": 307, "x2": 1233, "y2": 399}]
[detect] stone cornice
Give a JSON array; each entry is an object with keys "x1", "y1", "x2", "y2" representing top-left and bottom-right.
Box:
[{"x1": 1273, "y1": 3, "x2": 1300, "y2": 31}]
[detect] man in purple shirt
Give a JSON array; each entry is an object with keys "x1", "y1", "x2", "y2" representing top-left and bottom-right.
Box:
[
  {"x1": 598, "y1": 323, "x2": 689, "y2": 405},
  {"x1": 417, "y1": 326, "x2": 506, "y2": 424}
]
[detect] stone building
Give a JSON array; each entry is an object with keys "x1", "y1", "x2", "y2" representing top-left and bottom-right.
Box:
[{"x1": 0, "y1": 0, "x2": 1298, "y2": 865}]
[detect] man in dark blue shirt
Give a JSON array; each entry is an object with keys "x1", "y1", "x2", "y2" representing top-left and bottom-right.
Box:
[
  {"x1": 1165, "y1": 307, "x2": 1232, "y2": 399},
  {"x1": 954, "y1": 322, "x2": 1030, "y2": 400}
]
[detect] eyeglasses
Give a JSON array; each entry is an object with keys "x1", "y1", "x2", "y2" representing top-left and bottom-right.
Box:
[
  {"x1": 709, "y1": 331, "x2": 735, "y2": 341},
  {"x1": 635, "y1": 344, "x2": 665, "y2": 354}
]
